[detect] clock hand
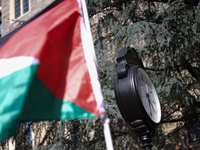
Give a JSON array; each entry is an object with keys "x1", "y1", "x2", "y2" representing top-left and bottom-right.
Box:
[
  {"x1": 147, "y1": 95, "x2": 156, "y2": 112},
  {"x1": 145, "y1": 84, "x2": 150, "y2": 106},
  {"x1": 146, "y1": 93, "x2": 153, "y2": 117},
  {"x1": 148, "y1": 91, "x2": 156, "y2": 105}
]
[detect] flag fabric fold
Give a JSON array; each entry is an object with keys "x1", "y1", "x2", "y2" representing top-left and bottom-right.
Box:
[{"x1": 0, "y1": 0, "x2": 105, "y2": 142}]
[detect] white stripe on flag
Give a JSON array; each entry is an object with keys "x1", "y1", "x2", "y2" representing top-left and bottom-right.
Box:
[{"x1": 0, "y1": 56, "x2": 39, "y2": 79}]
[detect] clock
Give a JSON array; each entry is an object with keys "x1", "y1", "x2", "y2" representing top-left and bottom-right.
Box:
[
  {"x1": 114, "y1": 47, "x2": 161, "y2": 131},
  {"x1": 134, "y1": 66, "x2": 161, "y2": 124}
]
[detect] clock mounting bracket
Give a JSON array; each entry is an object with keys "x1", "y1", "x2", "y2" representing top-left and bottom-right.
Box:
[{"x1": 116, "y1": 47, "x2": 144, "y2": 79}]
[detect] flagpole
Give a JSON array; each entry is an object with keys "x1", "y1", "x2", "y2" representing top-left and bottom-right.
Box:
[{"x1": 80, "y1": 0, "x2": 114, "y2": 150}]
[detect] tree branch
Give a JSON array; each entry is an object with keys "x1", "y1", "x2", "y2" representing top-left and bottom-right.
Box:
[
  {"x1": 158, "y1": 111, "x2": 200, "y2": 148},
  {"x1": 162, "y1": 106, "x2": 181, "y2": 120},
  {"x1": 161, "y1": 119, "x2": 185, "y2": 123},
  {"x1": 147, "y1": 0, "x2": 199, "y2": 5},
  {"x1": 145, "y1": 67, "x2": 164, "y2": 71}
]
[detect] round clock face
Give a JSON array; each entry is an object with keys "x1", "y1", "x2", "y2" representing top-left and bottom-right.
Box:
[{"x1": 136, "y1": 68, "x2": 161, "y2": 123}]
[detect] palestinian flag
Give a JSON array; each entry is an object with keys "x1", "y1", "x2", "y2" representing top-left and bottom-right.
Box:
[{"x1": 0, "y1": 0, "x2": 105, "y2": 142}]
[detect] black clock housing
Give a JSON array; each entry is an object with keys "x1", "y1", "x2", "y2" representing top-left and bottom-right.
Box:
[{"x1": 114, "y1": 47, "x2": 160, "y2": 131}]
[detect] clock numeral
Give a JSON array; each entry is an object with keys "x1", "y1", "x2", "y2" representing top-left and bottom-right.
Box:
[{"x1": 151, "y1": 99, "x2": 156, "y2": 104}]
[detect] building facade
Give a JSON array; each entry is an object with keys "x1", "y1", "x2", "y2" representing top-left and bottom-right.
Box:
[{"x1": 2, "y1": 0, "x2": 54, "y2": 36}]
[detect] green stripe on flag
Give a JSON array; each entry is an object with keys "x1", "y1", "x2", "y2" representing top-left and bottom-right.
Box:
[
  {"x1": 0, "y1": 64, "x2": 38, "y2": 142},
  {"x1": 0, "y1": 64, "x2": 96, "y2": 142},
  {"x1": 20, "y1": 74, "x2": 97, "y2": 121}
]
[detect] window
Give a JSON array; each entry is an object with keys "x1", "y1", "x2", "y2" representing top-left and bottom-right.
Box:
[
  {"x1": 10, "y1": 0, "x2": 30, "y2": 20},
  {"x1": 15, "y1": 0, "x2": 21, "y2": 18},
  {"x1": 23, "y1": 0, "x2": 29, "y2": 14}
]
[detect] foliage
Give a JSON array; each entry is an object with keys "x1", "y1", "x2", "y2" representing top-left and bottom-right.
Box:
[
  {"x1": 88, "y1": 0, "x2": 200, "y2": 149},
  {"x1": 1, "y1": 0, "x2": 200, "y2": 149}
]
